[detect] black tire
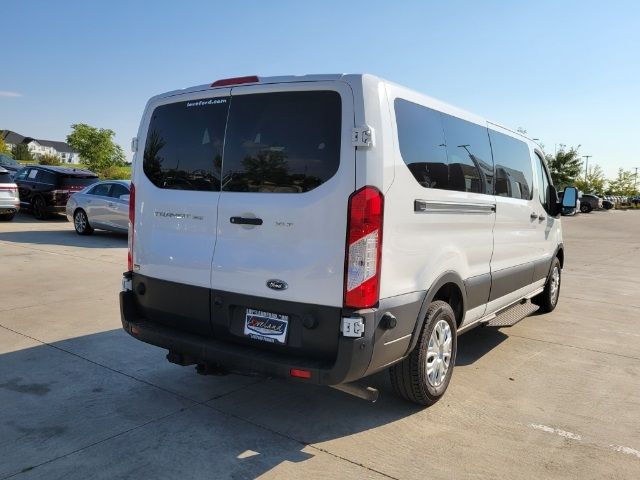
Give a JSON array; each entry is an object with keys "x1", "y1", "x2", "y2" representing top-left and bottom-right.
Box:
[
  {"x1": 0, "y1": 212, "x2": 16, "y2": 221},
  {"x1": 73, "y1": 209, "x2": 94, "y2": 235},
  {"x1": 31, "y1": 196, "x2": 49, "y2": 220},
  {"x1": 389, "y1": 300, "x2": 457, "y2": 406},
  {"x1": 533, "y1": 257, "x2": 561, "y2": 313},
  {"x1": 580, "y1": 203, "x2": 592, "y2": 213}
]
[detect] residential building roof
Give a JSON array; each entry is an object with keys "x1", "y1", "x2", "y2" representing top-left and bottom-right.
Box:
[
  {"x1": 1, "y1": 130, "x2": 78, "y2": 153},
  {"x1": 37, "y1": 139, "x2": 78, "y2": 153},
  {"x1": 1, "y1": 130, "x2": 27, "y2": 145}
]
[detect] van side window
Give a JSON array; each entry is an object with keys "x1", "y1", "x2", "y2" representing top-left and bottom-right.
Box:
[
  {"x1": 489, "y1": 130, "x2": 533, "y2": 200},
  {"x1": 143, "y1": 97, "x2": 230, "y2": 191},
  {"x1": 222, "y1": 91, "x2": 341, "y2": 193},
  {"x1": 440, "y1": 113, "x2": 494, "y2": 194},
  {"x1": 535, "y1": 152, "x2": 551, "y2": 211},
  {"x1": 394, "y1": 99, "x2": 494, "y2": 193},
  {"x1": 394, "y1": 99, "x2": 449, "y2": 189}
]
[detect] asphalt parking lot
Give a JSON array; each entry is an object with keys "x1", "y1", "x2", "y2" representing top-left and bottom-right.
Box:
[{"x1": 1, "y1": 210, "x2": 639, "y2": 479}]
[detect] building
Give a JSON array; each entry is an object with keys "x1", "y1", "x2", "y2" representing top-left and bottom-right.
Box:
[{"x1": 1, "y1": 130, "x2": 81, "y2": 164}]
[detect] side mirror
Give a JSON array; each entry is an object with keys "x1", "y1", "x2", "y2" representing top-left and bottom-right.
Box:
[
  {"x1": 120, "y1": 194, "x2": 130, "y2": 202},
  {"x1": 562, "y1": 186, "x2": 578, "y2": 209}
]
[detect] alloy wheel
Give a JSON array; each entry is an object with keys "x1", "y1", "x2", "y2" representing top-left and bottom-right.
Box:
[{"x1": 426, "y1": 319, "x2": 453, "y2": 387}]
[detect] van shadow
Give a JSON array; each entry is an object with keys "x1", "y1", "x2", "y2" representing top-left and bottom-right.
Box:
[
  {"x1": 455, "y1": 326, "x2": 509, "y2": 366},
  {"x1": 0, "y1": 325, "x2": 509, "y2": 478}
]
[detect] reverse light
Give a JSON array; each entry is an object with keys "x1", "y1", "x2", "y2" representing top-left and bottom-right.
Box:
[
  {"x1": 344, "y1": 186, "x2": 384, "y2": 309},
  {"x1": 127, "y1": 183, "x2": 135, "y2": 271},
  {"x1": 211, "y1": 75, "x2": 259, "y2": 87}
]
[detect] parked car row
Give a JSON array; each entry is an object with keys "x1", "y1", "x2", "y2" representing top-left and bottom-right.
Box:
[
  {"x1": 557, "y1": 191, "x2": 640, "y2": 214},
  {"x1": 2, "y1": 164, "x2": 131, "y2": 235}
]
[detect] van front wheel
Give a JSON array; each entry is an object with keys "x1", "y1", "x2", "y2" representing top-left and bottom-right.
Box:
[
  {"x1": 389, "y1": 300, "x2": 457, "y2": 406},
  {"x1": 533, "y1": 257, "x2": 561, "y2": 313}
]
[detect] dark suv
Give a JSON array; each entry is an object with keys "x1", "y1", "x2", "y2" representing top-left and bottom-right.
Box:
[{"x1": 14, "y1": 166, "x2": 99, "y2": 219}]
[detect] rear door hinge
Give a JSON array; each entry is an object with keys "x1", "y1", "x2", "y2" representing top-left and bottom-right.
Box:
[{"x1": 352, "y1": 126, "x2": 374, "y2": 148}]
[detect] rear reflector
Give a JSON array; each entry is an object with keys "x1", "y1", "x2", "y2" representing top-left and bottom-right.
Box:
[
  {"x1": 290, "y1": 369, "x2": 312, "y2": 379},
  {"x1": 344, "y1": 186, "x2": 384, "y2": 309},
  {"x1": 211, "y1": 75, "x2": 259, "y2": 87}
]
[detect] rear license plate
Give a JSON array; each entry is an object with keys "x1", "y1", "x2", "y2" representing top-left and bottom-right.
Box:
[{"x1": 244, "y1": 309, "x2": 289, "y2": 344}]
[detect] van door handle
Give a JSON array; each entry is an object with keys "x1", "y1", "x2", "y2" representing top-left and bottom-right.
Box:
[
  {"x1": 530, "y1": 212, "x2": 539, "y2": 219},
  {"x1": 230, "y1": 216, "x2": 263, "y2": 226}
]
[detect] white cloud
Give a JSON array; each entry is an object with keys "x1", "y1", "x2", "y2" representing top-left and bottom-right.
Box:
[{"x1": 0, "y1": 91, "x2": 22, "y2": 97}]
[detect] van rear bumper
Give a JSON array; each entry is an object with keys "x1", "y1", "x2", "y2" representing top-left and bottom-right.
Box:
[{"x1": 120, "y1": 290, "x2": 376, "y2": 385}]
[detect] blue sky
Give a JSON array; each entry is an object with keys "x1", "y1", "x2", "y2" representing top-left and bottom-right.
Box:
[{"x1": 2, "y1": 0, "x2": 638, "y2": 178}]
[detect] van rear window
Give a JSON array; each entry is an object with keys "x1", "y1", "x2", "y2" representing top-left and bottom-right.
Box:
[
  {"x1": 143, "y1": 98, "x2": 229, "y2": 191},
  {"x1": 222, "y1": 91, "x2": 341, "y2": 193},
  {"x1": 142, "y1": 91, "x2": 342, "y2": 193}
]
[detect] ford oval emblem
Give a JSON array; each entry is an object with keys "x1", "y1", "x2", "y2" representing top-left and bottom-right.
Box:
[{"x1": 266, "y1": 279, "x2": 288, "y2": 291}]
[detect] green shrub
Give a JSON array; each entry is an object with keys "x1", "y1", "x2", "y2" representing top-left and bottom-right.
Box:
[
  {"x1": 97, "y1": 164, "x2": 131, "y2": 180},
  {"x1": 38, "y1": 154, "x2": 63, "y2": 166}
]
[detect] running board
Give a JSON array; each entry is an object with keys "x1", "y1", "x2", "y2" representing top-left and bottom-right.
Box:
[{"x1": 485, "y1": 300, "x2": 539, "y2": 328}]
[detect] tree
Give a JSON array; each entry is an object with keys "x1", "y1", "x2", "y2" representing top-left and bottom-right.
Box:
[
  {"x1": 545, "y1": 145, "x2": 582, "y2": 190},
  {"x1": 12, "y1": 144, "x2": 33, "y2": 161},
  {"x1": 574, "y1": 164, "x2": 606, "y2": 194},
  {"x1": 607, "y1": 169, "x2": 638, "y2": 196},
  {"x1": 66, "y1": 123, "x2": 124, "y2": 172},
  {"x1": 0, "y1": 137, "x2": 12, "y2": 156}
]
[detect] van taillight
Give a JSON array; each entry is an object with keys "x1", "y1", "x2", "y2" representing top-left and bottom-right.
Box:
[
  {"x1": 344, "y1": 186, "x2": 384, "y2": 309},
  {"x1": 128, "y1": 183, "x2": 135, "y2": 271}
]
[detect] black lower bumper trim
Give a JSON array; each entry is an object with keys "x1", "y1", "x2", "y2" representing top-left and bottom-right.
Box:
[{"x1": 120, "y1": 290, "x2": 375, "y2": 385}]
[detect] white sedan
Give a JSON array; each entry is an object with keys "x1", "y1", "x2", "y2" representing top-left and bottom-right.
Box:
[{"x1": 66, "y1": 180, "x2": 130, "y2": 235}]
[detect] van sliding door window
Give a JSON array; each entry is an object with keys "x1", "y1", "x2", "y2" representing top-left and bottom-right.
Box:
[
  {"x1": 221, "y1": 91, "x2": 341, "y2": 193},
  {"x1": 394, "y1": 99, "x2": 494, "y2": 194},
  {"x1": 488, "y1": 130, "x2": 534, "y2": 200},
  {"x1": 440, "y1": 114, "x2": 494, "y2": 194},
  {"x1": 143, "y1": 98, "x2": 230, "y2": 191}
]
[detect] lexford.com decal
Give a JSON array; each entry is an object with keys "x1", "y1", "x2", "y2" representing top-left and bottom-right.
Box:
[{"x1": 186, "y1": 98, "x2": 227, "y2": 107}]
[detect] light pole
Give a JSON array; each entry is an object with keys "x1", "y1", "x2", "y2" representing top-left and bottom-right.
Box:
[{"x1": 582, "y1": 155, "x2": 592, "y2": 182}]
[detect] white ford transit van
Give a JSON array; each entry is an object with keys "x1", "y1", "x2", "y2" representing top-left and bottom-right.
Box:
[{"x1": 121, "y1": 74, "x2": 577, "y2": 405}]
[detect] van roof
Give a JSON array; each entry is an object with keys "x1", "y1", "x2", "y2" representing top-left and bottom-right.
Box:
[{"x1": 152, "y1": 73, "x2": 540, "y2": 147}]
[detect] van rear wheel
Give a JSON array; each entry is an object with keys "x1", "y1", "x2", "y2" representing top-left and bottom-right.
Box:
[{"x1": 389, "y1": 300, "x2": 457, "y2": 406}]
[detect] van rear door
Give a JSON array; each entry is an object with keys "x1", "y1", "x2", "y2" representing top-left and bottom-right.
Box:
[
  {"x1": 211, "y1": 82, "x2": 355, "y2": 311},
  {"x1": 133, "y1": 88, "x2": 230, "y2": 335}
]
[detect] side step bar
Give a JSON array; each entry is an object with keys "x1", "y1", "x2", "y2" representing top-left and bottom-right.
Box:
[{"x1": 485, "y1": 300, "x2": 539, "y2": 328}]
